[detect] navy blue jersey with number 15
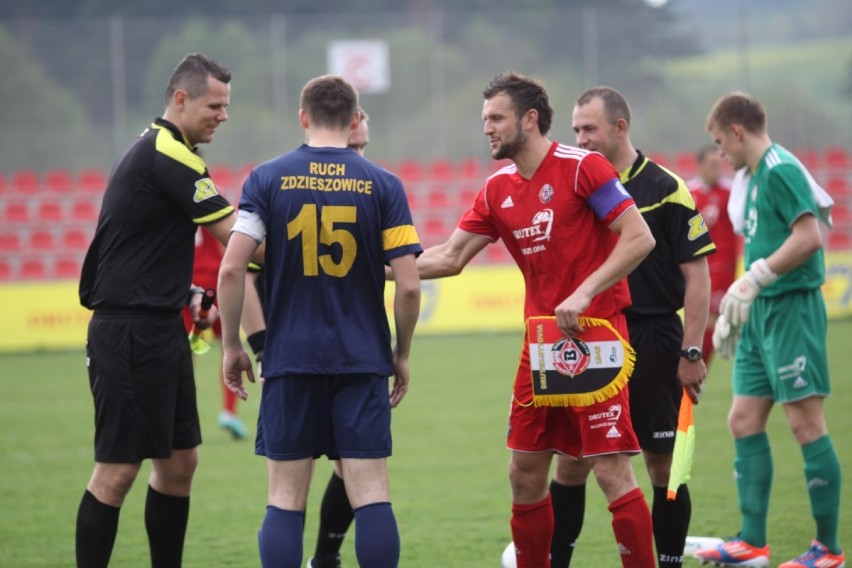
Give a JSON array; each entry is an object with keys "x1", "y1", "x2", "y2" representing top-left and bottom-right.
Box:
[{"x1": 239, "y1": 144, "x2": 421, "y2": 378}]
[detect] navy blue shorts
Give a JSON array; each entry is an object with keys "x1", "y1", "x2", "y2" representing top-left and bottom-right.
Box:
[
  {"x1": 626, "y1": 313, "x2": 683, "y2": 453},
  {"x1": 86, "y1": 312, "x2": 201, "y2": 463},
  {"x1": 255, "y1": 374, "x2": 392, "y2": 461}
]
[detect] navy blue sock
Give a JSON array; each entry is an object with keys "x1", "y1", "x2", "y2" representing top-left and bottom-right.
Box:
[
  {"x1": 353, "y1": 502, "x2": 399, "y2": 568},
  {"x1": 259, "y1": 505, "x2": 304, "y2": 568},
  {"x1": 76, "y1": 489, "x2": 120, "y2": 568}
]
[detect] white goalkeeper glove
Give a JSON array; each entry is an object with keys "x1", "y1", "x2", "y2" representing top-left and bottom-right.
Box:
[
  {"x1": 712, "y1": 313, "x2": 739, "y2": 359},
  {"x1": 719, "y1": 258, "x2": 777, "y2": 327}
]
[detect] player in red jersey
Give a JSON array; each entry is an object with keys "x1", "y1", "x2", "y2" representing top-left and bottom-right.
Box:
[
  {"x1": 687, "y1": 145, "x2": 739, "y2": 366},
  {"x1": 182, "y1": 226, "x2": 248, "y2": 439},
  {"x1": 394, "y1": 71, "x2": 657, "y2": 568}
]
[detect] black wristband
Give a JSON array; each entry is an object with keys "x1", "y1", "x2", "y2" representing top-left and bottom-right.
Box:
[
  {"x1": 187, "y1": 285, "x2": 204, "y2": 306},
  {"x1": 247, "y1": 329, "x2": 266, "y2": 356}
]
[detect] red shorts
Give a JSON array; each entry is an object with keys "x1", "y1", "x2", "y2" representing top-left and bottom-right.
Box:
[{"x1": 507, "y1": 313, "x2": 640, "y2": 458}]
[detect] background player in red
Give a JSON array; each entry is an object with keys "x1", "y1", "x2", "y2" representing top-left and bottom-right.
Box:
[
  {"x1": 687, "y1": 144, "x2": 738, "y2": 366},
  {"x1": 181, "y1": 226, "x2": 248, "y2": 439}
]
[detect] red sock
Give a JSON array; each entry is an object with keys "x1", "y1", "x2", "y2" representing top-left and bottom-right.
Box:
[
  {"x1": 222, "y1": 370, "x2": 237, "y2": 414},
  {"x1": 511, "y1": 494, "x2": 553, "y2": 568},
  {"x1": 609, "y1": 487, "x2": 655, "y2": 568}
]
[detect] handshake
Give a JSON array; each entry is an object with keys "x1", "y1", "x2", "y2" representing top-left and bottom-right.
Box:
[{"x1": 712, "y1": 258, "x2": 777, "y2": 359}]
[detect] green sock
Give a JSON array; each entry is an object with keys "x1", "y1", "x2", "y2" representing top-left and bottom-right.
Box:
[
  {"x1": 802, "y1": 435, "x2": 842, "y2": 554},
  {"x1": 735, "y1": 432, "x2": 772, "y2": 547}
]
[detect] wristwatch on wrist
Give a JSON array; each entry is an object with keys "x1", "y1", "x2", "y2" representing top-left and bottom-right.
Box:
[{"x1": 679, "y1": 346, "x2": 703, "y2": 362}]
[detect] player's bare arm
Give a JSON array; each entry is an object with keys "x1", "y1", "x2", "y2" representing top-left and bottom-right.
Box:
[
  {"x1": 555, "y1": 206, "x2": 654, "y2": 336},
  {"x1": 679, "y1": 256, "x2": 710, "y2": 403},
  {"x1": 764, "y1": 213, "x2": 822, "y2": 275},
  {"x1": 217, "y1": 231, "x2": 258, "y2": 400},
  {"x1": 387, "y1": 253, "x2": 421, "y2": 408}
]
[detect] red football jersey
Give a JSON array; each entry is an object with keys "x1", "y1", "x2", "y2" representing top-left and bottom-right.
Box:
[
  {"x1": 459, "y1": 142, "x2": 635, "y2": 320},
  {"x1": 688, "y1": 177, "x2": 738, "y2": 304}
]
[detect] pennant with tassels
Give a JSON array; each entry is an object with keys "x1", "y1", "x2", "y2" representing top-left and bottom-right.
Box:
[{"x1": 526, "y1": 316, "x2": 635, "y2": 407}]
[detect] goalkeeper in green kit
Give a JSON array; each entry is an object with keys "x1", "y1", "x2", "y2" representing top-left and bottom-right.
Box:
[{"x1": 695, "y1": 92, "x2": 844, "y2": 568}]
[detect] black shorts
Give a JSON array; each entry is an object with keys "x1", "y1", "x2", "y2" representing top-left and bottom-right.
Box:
[
  {"x1": 626, "y1": 313, "x2": 683, "y2": 453},
  {"x1": 86, "y1": 311, "x2": 201, "y2": 463}
]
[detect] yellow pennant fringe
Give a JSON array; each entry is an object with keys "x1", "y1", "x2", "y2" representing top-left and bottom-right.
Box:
[{"x1": 531, "y1": 316, "x2": 636, "y2": 407}]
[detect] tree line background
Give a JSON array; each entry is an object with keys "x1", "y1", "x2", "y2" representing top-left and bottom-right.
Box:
[{"x1": 1, "y1": 0, "x2": 850, "y2": 171}]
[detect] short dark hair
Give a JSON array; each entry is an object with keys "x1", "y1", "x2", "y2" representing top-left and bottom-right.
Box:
[
  {"x1": 576, "y1": 86, "x2": 631, "y2": 126},
  {"x1": 706, "y1": 91, "x2": 766, "y2": 134},
  {"x1": 483, "y1": 71, "x2": 554, "y2": 136},
  {"x1": 695, "y1": 144, "x2": 720, "y2": 163},
  {"x1": 300, "y1": 75, "x2": 359, "y2": 130},
  {"x1": 164, "y1": 53, "x2": 231, "y2": 105}
]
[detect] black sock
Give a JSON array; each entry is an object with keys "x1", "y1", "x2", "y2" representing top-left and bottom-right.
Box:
[
  {"x1": 550, "y1": 480, "x2": 586, "y2": 568},
  {"x1": 76, "y1": 489, "x2": 121, "y2": 568},
  {"x1": 653, "y1": 484, "x2": 691, "y2": 568},
  {"x1": 313, "y1": 472, "x2": 352, "y2": 566},
  {"x1": 145, "y1": 485, "x2": 190, "y2": 568}
]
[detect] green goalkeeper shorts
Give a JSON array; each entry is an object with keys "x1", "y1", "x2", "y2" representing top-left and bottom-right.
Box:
[{"x1": 733, "y1": 288, "x2": 830, "y2": 403}]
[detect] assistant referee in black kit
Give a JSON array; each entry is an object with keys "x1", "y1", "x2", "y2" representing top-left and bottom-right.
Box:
[{"x1": 75, "y1": 53, "x2": 240, "y2": 568}]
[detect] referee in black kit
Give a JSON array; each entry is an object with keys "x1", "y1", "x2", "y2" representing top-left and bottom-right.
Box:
[{"x1": 75, "y1": 53, "x2": 246, "y2": 568}]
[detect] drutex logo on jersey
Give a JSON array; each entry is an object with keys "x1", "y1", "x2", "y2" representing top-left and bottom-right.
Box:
[
  {"x1": 280, "y1": 161, "x2": 373, "y2": 195},
  {"x1": 193, "y1": 178, "x2": 219, "y2": 203},
  {"x1": 513, "y1": 208, "x2": 554, "y2": 256}
]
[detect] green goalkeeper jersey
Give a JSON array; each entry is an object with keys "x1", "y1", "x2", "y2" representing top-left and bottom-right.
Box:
[{"x1": 744, "y1": 143, "x2": 824, "y2": 297}]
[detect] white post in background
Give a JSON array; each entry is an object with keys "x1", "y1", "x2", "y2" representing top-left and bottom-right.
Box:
[
  {"x1": 109, "y1": 16, "x2": 127, "y2": 153},
  {"x1": 270, "y1": 15, "x2": 287, "y2": 151},
  {"x1": 583, "y1": 5, "x2": 599, "y2": 88}
]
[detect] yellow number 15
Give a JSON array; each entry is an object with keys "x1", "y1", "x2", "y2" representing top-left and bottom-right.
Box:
[{"x1": 287, "y1": 204, "x2": 357, "y2": 277}]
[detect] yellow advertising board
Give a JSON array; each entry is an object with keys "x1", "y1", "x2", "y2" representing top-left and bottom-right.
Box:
[{"x1": 2, "y1": 250, "x2": 852, "y2": 352}]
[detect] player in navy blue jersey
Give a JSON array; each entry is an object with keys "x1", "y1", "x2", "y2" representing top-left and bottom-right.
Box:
[{"x1": 217, "y1": 75, "x2": 421, "y2": 568}]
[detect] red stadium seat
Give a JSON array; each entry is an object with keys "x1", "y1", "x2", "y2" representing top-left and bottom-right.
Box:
[
  {"x1": 0, "y1": 232, "x2": 22, "y2": 252},
  {"x1": 458, "y1": 184, "x2": 479, "y2": 208},
  {"x1": 426, "y1": 186, "x2": 450, "y2": 210},
  {"x1": 423, "y1": 216, "x2": 446, "y2": 238},
  {"x1": 62, "y1": 228, "x2": 91, "y2": 251},
  {"x1": 11, "y1": 170, "x2": 40, "y2": 194},
  {"x1": 3, "y1": 200, "x2": 30, "y2": 223},
  {"x1": 458, "y1": 157, "x2": 484, "y2": 180},
  {"x1": 37, "y1": 201, "x2": 64, "y2": 222},
  {"x1": 428, "y1": 158, "x2": 455, "y2": 181},
  {"x1": 20, "y1": 258, "x2": 47, "y2": 280},
  {"x1": 44, "y1": 169, "x2": 73, "y2": 194},
  {"x1": 674, "y1": 151, "x2": 698, "y2": 177},
  {"x1": 396, "y1": 160, "x2": 424, "y2": 184},
  {"x1": 0, "y1": 171, "x2": 7, "y2": 194},
  {"x1": 824, "y1": 146, "x2": 849, "y2": 169},
  {"x1": 0, "y1": 259, "x2": 11, "y2": 281},
  {"x1": 55, "y1": 257, "x2": 82, "y2": 279},
  {"x1": 794, "y1": 148, "x2": 819, "y2": 171},
  {"x1": 826, "y1": 231, "x2": 852, "y2": 251},
  {"x1": 76, "y1": 168, "x2": 107, "y2": 194},
  {"x1": 647, "y1": 152, "x2": 670, "y2": 168},
  {"x1": 826, "y1": 177, "x2": 849, "y2": 198},
  {"x1": 405, "y1": 191, "x2": 419, "y2": 211},
  {"x1": 30, "y1": 229, "x2": 55, "y2": 251},
  {"x1": 71, "y1": 199, "x2": 99, "y2": 222}
]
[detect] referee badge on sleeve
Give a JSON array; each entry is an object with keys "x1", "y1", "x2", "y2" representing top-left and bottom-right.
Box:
[{"x1": 526, "y1": 316, "x2": 635, "y2": 407}]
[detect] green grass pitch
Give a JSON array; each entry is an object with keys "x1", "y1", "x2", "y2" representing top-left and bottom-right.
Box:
[{"x1": 2, "y1": 320, "x2": 850, "y2": 566}]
